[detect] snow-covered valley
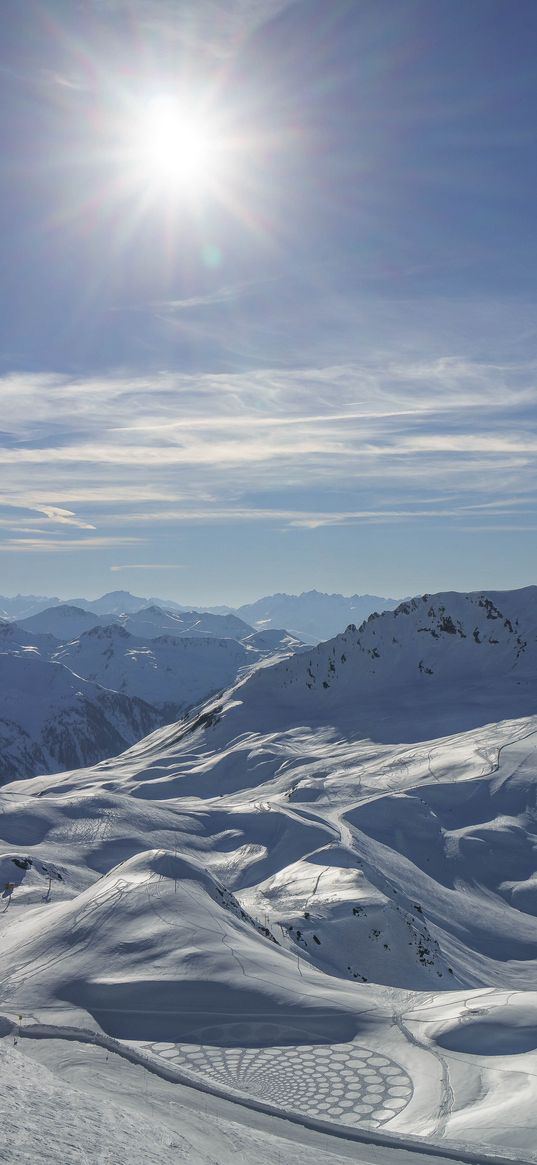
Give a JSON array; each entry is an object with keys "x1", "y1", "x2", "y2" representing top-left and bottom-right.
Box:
[{"x1": 3, "y1": 588, "x2": 537, "y2": 1163}]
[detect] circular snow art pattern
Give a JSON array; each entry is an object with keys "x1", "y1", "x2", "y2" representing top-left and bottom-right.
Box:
[{"x1": 142, "y1": 1037, "x2": 413, "y2": 1127}]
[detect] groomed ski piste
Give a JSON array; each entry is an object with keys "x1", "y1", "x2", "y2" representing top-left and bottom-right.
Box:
[{"x1": 3, "y1": 590, "x2": 537, "y2": 1164}]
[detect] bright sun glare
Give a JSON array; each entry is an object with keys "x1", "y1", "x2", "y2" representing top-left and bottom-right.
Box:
[{"x1": 135, "y1": 95, "x2": 218, "y2": 191}]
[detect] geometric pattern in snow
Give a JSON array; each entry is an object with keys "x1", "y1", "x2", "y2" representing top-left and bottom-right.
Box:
[{"x1": 141, "y1": 1037, "x2": 413, "y2": 1128}]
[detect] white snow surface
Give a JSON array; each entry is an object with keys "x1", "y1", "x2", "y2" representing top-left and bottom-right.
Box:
[{"x1": 4, "y1": 588, "x2": 537, "y2": 1162}]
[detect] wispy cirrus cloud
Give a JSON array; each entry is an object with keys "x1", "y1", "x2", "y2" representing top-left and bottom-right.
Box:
[
  {"x1": 2, "y1": 536, "x2": 142, "y2": 552},
  {"x1": 117, "y1": 277, "x2": 279, "y2": 316},
  {"x1": 0, "y1": 501, "x2": 97, "y2": 536},
  {"x1": 110, "y1": 563, "x2": 186, "y2": 571},
  {"x1": 0, "y1": 344, "x2": 536, "y2": 558}
]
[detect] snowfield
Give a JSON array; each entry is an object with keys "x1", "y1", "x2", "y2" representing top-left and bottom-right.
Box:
[{"x1": 2, "y1": 588, "x2": 537, "y2": 1163}]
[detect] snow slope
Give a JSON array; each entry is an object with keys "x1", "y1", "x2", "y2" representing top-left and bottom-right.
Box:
[
  {"x1": 4, "y1": 587, "x2": 537, "y2": 1162},
  {"x1": 2, "y1": 1035, "x2": 499, "y2": 1165},
  {"x1": 3, "y1": 720, "x2": 537, "y2": 1160}
]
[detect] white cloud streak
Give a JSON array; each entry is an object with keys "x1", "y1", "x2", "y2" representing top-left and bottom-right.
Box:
[
  {"x1": 110, "y1": 563, "x2": 186, "y2": 571},
  {"x1": 0, "y1": 537, "x2": 142, "y2": 552},
  {"x1": 34, "y1": 505, "x2": 96, "y2": 530},
  {"x1": 0, "y1": 352, "x2": 535, "y2": 549}
]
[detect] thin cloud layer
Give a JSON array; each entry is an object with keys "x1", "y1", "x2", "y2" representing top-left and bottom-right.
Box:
[{"x1": 0, "y1": 347, "x2": 536, "y2": 559}]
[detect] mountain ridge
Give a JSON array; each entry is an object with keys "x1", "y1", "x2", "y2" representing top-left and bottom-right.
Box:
[{"x1": 0, "y1": 588, "x2": 402, "y2": 643}]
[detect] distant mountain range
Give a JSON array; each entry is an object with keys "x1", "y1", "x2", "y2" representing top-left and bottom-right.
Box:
[
  {"x1": 233, "y1": 589, "x2": 400, "y2": 642},
  {"x1": 0, "y1": 607, "x2": 303, "y2": 780},
  {"x1": 0, "y1": 586, "x2": 401, "y2": 778},
  {"x1": 68, "y1": 589, "x2": 188, "y2": 615},
  {"x1": 0, "y1": 589, "x2": 185, "y2": 621},
  {"x1": 4, "y1": 584, "x2": 535, "y2": 780},
  {"x1": 0, "y1": 593, "x2": 62, "y2": 620},
  {"x1": 17, "y1": 602, "x2": 253, "y2": 642},
  {"x1": 0, "y1": 588, "x2": 401, "y2": 643}
]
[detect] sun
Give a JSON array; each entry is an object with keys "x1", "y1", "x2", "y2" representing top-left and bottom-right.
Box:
[
  {"x1": 108, "y1": 88, "x2": 256, "y2": 233},
  {"x1": 133, "y1": 95, "x2": 220, "y2": 192}
]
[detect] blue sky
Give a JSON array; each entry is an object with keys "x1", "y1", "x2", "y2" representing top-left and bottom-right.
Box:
[{"x1": 1, "y1": 0, "x2": 537, "y2": 604}]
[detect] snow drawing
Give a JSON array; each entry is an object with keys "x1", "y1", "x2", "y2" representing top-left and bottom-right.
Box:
[{"x1": 140, "y1": 1037, "x2": 413, "y2": 1127}]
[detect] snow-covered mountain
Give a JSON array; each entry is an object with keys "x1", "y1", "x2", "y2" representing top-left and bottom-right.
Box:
[
  {"x1": 52, "y1": 625, "x2": 254, "y2": 718},
  {"x1": 0, "y1": 590, "x2": 191, "y2": 620},
  {"x1": 1, "y1": 587, "x2": 402, "y2": 645},
  {"x1": 18, "y1": 602, "x2": 254, "y2": 641},
  {"x1": 0, "y1": 614, "x2": 304, "y2": 779},
  {"x1": 0, "y1": 617, "x2": 57, "y2": 656},
  {"x1": 4, "y1": 586, "x2": 537, "y2": 1162},
  {"x1": 157, "y1": 587, "x2": 537, "y2": 753},
  {"x1": 235, "y1": 589, "x2": 400, "y2": 643},
  {"x1": 0, "y1": 653, "x2": 160, "y2": 781},
  {"x1": 114, "y1": 604, "x2": 254, "y2": 640},
  {"x1": 264, "y1": 586, "x2": 537, "y2": 717}
]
